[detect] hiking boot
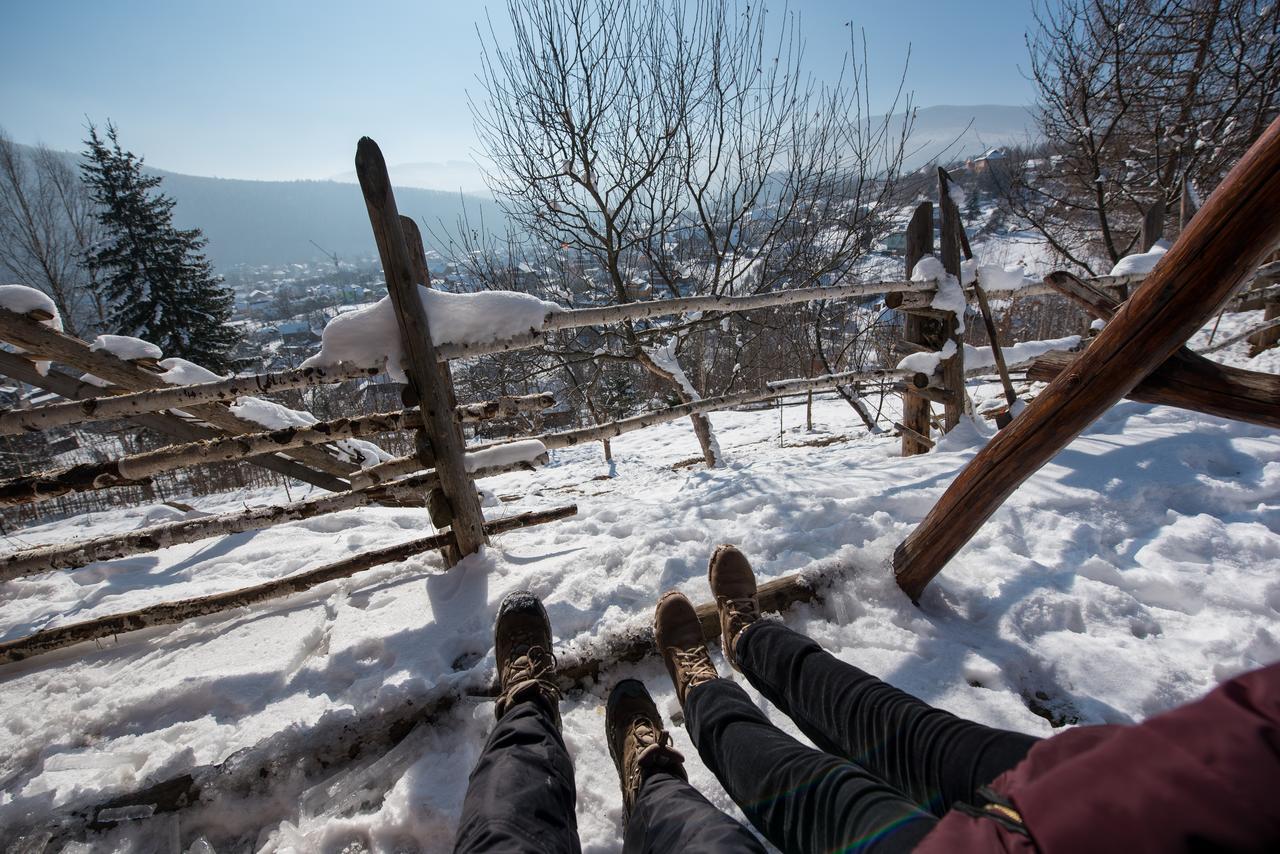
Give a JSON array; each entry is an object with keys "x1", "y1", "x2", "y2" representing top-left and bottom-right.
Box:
[
  {"x1": 606, "y1": 679, "x2": 687, "y2": 821},
  {"x1": 493, "y1": 590, "x2": 562, "y2": 727},
  {"x1": 654, "y1": 591, "x2": 719, "y2": 705},
  {"x1": 708, "y1": 544, "x2": 760, "y2": 672}
]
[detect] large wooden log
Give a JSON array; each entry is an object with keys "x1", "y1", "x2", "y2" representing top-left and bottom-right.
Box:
[
  {"x1": 893, "y1": 115, "x2": 1280, "y2": 601},
  {"x1": 899, "y1": 202, "x2": 935, "y2": 456},
  {"x1": 0, "y1": 504, "x2": 577, "y2": 665},
  {"x1": 355, "y1": 138, "x2": 486, "y2": 560},
  {"x1": 350, "y1": 368, "x2": 924, "y2": 488},
  {"x1": 0, "y1": 409, "x2": 425, "y2": 507},
  {"x1": 0, "y1": 456, "x2": 548, "y2": 581},
  {"x1": 1027, "y1": 349, "x2": 1280, "y2": 429},
  {"x1": 0, "y1": 308, "x2": 359, "y2": 483},
  {"x1": 0, "y1": 351, "x2": 352, "y2": 493},
  {"x1": 0, "y1": 362, "x2": 383, "y2": 436}
]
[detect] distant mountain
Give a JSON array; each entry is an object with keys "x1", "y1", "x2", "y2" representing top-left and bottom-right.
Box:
[
  {"x1": 9, "y1": 105, "x2": 1034, "y2": 268},
  {"x1": 328, "y1": 159, "x2": 490, "y2": 195},
  {"x1": 899, "y1": 104, "x2": 1040, "y2": 171},
  {"x1": 149, "y1": 169, "x2": 504, "y2": 269},
  {"x1": 10, "y1": 143, "x2": 505, "y2": 269}
]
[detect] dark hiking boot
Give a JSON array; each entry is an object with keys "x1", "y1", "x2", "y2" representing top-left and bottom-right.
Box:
[
  {"x1": 493, "y1": 590, "x2": 562, "y2": 727},
  {"x1": 708, "y1": 544, "x2": 760, "y2": 672},
  {"x1": 606, "y1": 679, "x2": 687, "y2": 821},
  {"x1": 654, "y1": 591, "x2": 719, "y2": 705}
]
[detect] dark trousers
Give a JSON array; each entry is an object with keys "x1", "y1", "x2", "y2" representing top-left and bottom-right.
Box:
[
  {"x1": 684, "y1": 621, "x2": 1040, "y2": 853},
  {"x1": 454, "y1": 697, "x2": 765, "y2": 853}
]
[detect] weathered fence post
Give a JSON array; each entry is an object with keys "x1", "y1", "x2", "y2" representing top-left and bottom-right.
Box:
[
  {"x1": 896, "y1": 202, "x2": 934, "y2": 456},
  {"x1": 355, "y1": 137, "x2": 487, "y2": 563},
  {"x1": 893, "y1": 115, "x2": 1280, "y2": 602},
  {"x1": 1141, "y1": 198, "x2": 1166, "y2": 251},
  {"x1": 937, "y1": 167, "x2": 968, "y2": 430}
]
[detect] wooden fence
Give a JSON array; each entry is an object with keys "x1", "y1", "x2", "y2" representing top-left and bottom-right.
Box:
[{"x1": 1, "y1": 133, "x2": 1278, "y2": 670}]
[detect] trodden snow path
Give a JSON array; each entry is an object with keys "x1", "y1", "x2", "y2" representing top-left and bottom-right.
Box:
[{"x1": 1, "y1": 341, "x2": 1278, "y2": 851}]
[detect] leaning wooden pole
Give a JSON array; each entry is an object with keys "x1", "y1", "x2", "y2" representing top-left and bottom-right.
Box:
[
  {"x1": 355, "y1": 138, "x2": 487, "y2": 562},
  {"x1": 0, "y1": 504, "x2": 577, "y2": 665},
  {"x1": 893, "y1": 116, "x2": 1280, "y2": 601}
]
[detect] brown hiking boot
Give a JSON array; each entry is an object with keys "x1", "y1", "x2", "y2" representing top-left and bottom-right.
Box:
[
  {"x1": 493, "y1": 591, "x2": 562, "y2": 727},
  {"x1": 654, "y1": 591, "x2": 719, "y2": 705},
  {"x1": 606, "y1": 679, "x2": 687, "y2": 821},
  {"x1": 708, "y1": 544, "x2": 760, "y2": 672}
]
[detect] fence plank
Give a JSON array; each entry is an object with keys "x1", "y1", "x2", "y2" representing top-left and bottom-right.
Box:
[{"x1": 899, "y1": 202, "x2": 934, "y2": 456}]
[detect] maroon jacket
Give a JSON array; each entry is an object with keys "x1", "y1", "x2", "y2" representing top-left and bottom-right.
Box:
[{"x1": 917, "y1": 661, "x2": 1280, "y2": 853}]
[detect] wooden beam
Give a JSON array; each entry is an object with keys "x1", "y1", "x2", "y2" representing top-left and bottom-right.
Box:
[
  {"x1": 0, "y1": 409, "x2": 426, "y2": 507},
  {"x1": 0, "y1": 308, "x2": 359, "y2": 485},
  {"x1": 894, "y1": 115, "x2": 1280, "y2": 601},
  {"x1": 0, "y1": 504, "x2": 577, "y2": 665},
  {"x1": 0, "y1": 362, "x2": 383, "y2": 436},
  {"x1": 0, "y1": 457, "x2": 548, "y2": 581},
  {"x1": 0, "y1": 351, "x2": 351, "y2": 493},
  {"x1": 355, "y1": 138, "x2": 486, "y2": 560},
  {"x1": 350, "y1": 368, "x2": 924, "y2": 488},
  {"x1": 1141, "y1": 198, "x2": 1166, "y2": 252},
  {"x1": 1027, "y1": 348, "x2": 1280, "y2": 430},
  {"x1": 900, "y1": 202, "x2": 934, "y2": 456}
]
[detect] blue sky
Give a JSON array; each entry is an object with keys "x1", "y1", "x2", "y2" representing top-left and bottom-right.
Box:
[{"x1": 0, "y1": 1, "x2": 1037, "y2": 187}]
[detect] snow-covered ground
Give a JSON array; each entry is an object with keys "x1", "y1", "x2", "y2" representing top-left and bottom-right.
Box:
[{"x1": 1, "y1": 317, "x2": 1278, "y2": 852}]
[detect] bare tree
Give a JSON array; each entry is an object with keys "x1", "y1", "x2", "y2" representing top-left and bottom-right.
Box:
[
  {"x1": 1008, "y1": 0, "x2": 1280, "y2": 274},
  {"x1": 0, "y1": 130, "x2": 103, "y2": 335},
  {"x1": 459, "y1": 0, "x2": 911, "y2": 464}
]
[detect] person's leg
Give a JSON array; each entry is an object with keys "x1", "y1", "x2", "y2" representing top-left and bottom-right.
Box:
[
  {"x1": 454, "y1": 591, "x2": 581, "y2": 853},
  {"x1": 658, "y1": 590, "x2": 936, "y2": 853},
  {"x1": 736, "y1": 619, "x2": 1039, "y2": 816},
  {"x1": 607, "y1": 679, "x2": 763, "y2": 854},
  {"x1": 454, "y1": 696, "x2": 581, "y2": 853},
  {"x1": 685, "y1": 677, "x2": 938, "y2": 853},
  {"x1": 623, "y1": 772, "x2": 767, "y2": 854}
]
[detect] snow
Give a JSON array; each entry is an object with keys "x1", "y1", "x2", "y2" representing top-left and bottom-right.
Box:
[
  {"x1": 895, "y1": 338, "x2": 957, "y2": 374},
  {"x1": 910, "y1": 256, "x2": 966, "y2": 333},
  {"x1": 303, "y1": 287, "x2": 563, "y2": 383},
  {"x1": 965, "y1": 335, "x2": 1082, "y2": 371},
  {"x1": 464, "y1": 440, "x2": 548, "y2": 473},
  {"x1": 0, "y1": 313, "x2": 1278, "y2": 852},
  {"x1": 0, "y1": 284, "x2": 63, "y2": 375},
  {"x1": 975, "y1": 263, "x2": 1041, "y2": 293},
  {"x1": 157, "y1": 357, "x2": 225, "y2": 386},
  {"x1": 647, "y1": 339, "x2": 700, "y2": 400},
  {"x1": 89, "y1": 335, "x2": 163, "y2": 362},
  {"x1": 1109, "y1": 239, "x2": 1171, "y2": 277},
  {"x1": 228, "y1": 396, "x2": 392, "y2": 469}
]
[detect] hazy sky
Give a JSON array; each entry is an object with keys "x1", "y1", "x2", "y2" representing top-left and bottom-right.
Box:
[{"x1": 1, "y1": 1, "x2": 1037, "y2": 189}]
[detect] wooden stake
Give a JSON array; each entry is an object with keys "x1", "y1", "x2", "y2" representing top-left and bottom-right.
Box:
[
  {"x1": 936, "y1": 168, "x2": 967, "y2": 431},
  {"x1": 354, "y1": 138, "x2": 486, "y2": 560},
  {"x1": 893, "y1": 115, "x2": 1280, "y2": 601}
]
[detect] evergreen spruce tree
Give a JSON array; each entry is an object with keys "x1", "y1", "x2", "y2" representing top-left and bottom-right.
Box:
[{"x1": 80, "y1": 122, "x2": 238, "y2": 371}]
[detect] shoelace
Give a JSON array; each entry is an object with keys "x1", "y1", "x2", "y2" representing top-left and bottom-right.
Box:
[
  {"x1": 673, "y1": 646, "x2": 718, "y2": 684},
  {"x1": 723, "y1": 596, "x2": 759, "y2": 638},
  {"x1": 502, "y1": 644, "x2": 555, "y2": 686},
  {"x1": 626, "y1": 721, "x2": 680, "y2": 794}
]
